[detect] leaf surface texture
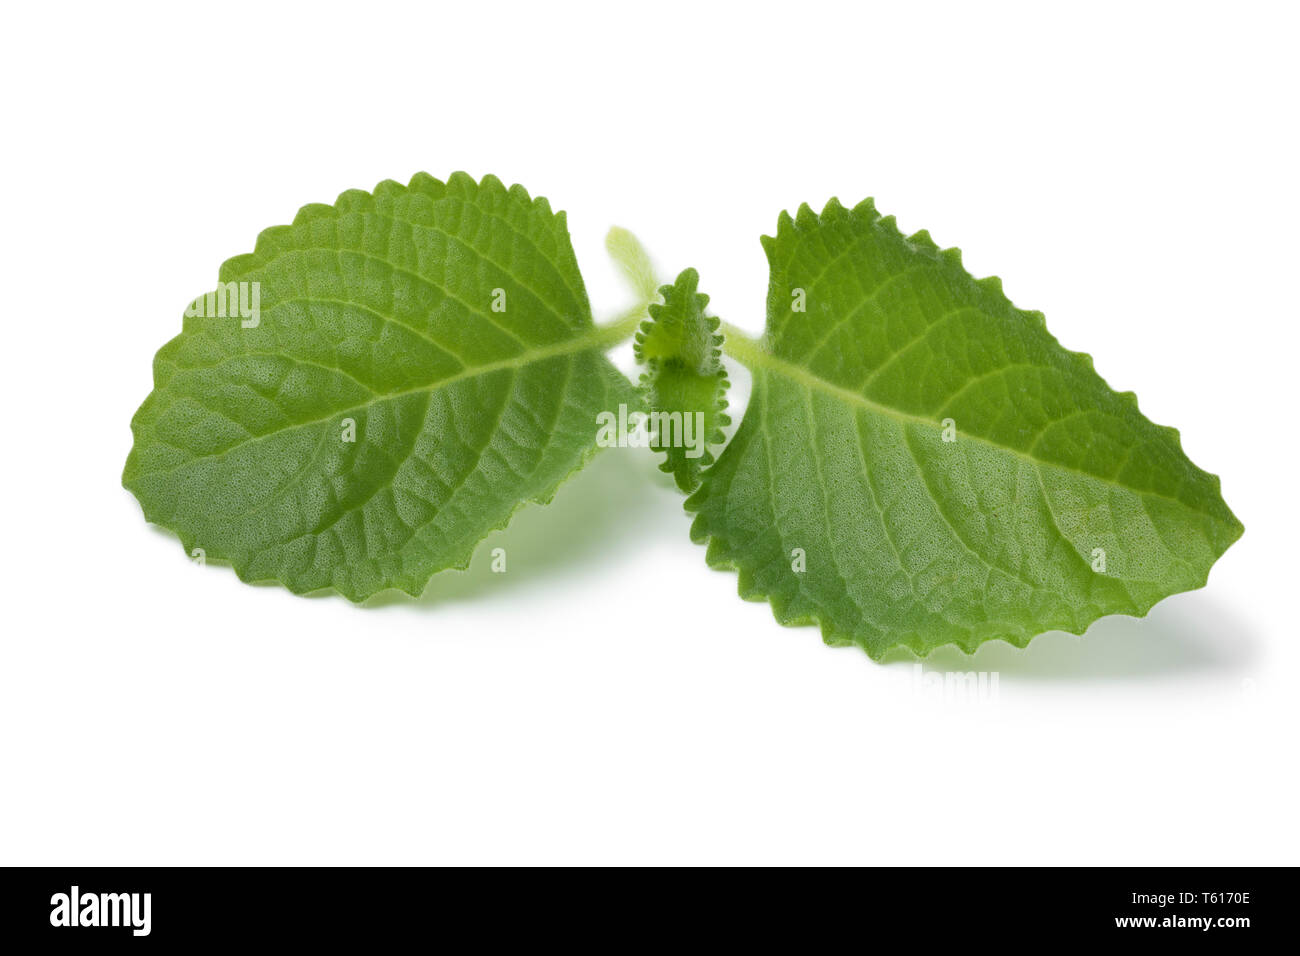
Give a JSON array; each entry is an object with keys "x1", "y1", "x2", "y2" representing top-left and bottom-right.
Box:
[
  {"x1": 124, "y1": 173, "x2": 635, "y2": 600},
  {"x1": 686, "y1": 199, "x2": 1242, "y2": 657}
]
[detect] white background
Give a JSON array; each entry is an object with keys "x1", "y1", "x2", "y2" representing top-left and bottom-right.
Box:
[{"x1": 1, "y1": 1, "x2": 1296, "y2": 865}]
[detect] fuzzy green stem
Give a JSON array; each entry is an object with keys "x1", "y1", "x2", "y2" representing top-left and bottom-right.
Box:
[
  {"x1": 593, "y1": 303, "x2": 651, "y2": 348},
  {"x1": 595, "y1": 225, "x2": 664, "y2": 350},
  {"x1": 719, "y1": 321, "x2": 767, "y2": 366}
]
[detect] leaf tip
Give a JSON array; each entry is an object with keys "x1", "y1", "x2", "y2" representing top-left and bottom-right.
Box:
[
  {"x1": 852, "y1": 197, "x2": 878, "y2": 220},
  {"x1": 908, "y1": 228, "x2": 939, "y2": 253},
  {"x1": 794, "y1": 202, "x2": 820, "y2": 229}
]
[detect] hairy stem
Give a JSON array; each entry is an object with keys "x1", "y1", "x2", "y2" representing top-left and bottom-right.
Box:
[
  {"x1": 593, "y1": 303, "x2": 652, "y2": 347},
  {"x1": 596, "y1": 225, "x2": 664, "y2": 349},
  {"x1": 719, "y1": 321, "x2": 767, "y2": 366}
]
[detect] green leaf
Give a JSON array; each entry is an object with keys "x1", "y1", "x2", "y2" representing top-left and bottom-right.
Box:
[
  {"x1": 605, "y1": 225, "x2": 661, "y2": 306},
  {"x1": 634, "y1": 268, "x2": 730, "y2": 491},
  {"x1": 124, "y1": 172, "x2": 637, "y2": 601},
  {"x1": 687, "y1": 199, "x2": 1243, "y2": 658}
]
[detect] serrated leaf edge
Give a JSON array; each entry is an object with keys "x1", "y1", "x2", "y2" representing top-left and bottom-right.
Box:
[
  {"x1": 687, "y1": 197, "x2": 1243, "y2": 659},
  {"x1": 126, "y1": 172, "x2": 640, "y2": 602}
]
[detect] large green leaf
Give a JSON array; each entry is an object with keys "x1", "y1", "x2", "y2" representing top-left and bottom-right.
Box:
[
  {"x1": 124, "y1": 173, "x2": 636, "y2": 600},
  {"x1": 687, "y1": 199, "x2": 1242, "y2": 658}
]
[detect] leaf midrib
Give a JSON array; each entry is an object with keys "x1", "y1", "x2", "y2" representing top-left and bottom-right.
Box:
[
  {"x1": 724, "y1": 331, "x2": 1220, "y2": 522},
  {"x1": 132, "y1": 320, "x2": 631, "y2": 480}
]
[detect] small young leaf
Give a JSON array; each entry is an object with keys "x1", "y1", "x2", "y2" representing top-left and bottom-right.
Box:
[
  {"x1": 124, "y1": 173, "x2": 637, "y2": 600},
  {"x1": 635, "y1": 268, "x2": 730, "y2": 491},
  {"x1": 687, "y1": 199, "x2": 1242, "y2": 658},
  {"x1": 605, "y1": 226, "x2": 661, "y2": 306}
]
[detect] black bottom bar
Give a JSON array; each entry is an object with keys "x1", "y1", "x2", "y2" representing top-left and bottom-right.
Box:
[{"x1": 0, "y1": 866, "x2": 1285, "y2": 946}]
